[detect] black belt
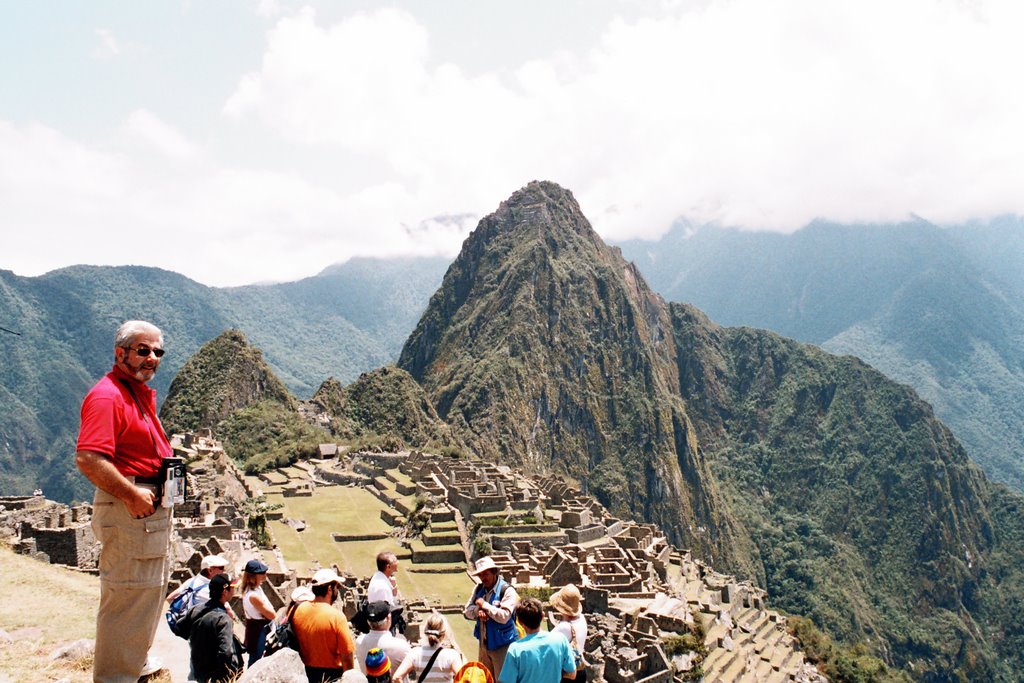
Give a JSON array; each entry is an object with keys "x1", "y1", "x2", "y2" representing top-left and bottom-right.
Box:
[{"x1": 134, "y1": 475, "x2": 162, "y2": 486}]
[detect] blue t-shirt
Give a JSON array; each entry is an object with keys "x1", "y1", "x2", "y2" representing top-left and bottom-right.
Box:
[{"x1": 498, "y1": 631, "x2": 575, "y2": 683}]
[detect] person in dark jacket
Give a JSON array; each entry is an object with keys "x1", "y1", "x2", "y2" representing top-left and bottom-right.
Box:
[{"x1": 178, "y1": 573, "x2": 244, "y2": 683}]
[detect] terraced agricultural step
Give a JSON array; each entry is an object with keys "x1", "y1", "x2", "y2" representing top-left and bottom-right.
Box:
[
  {"x1": 407, "y1": 562, "x2": 468, "y2": 574},
  {"x1": 409, "y1": 540, "x2": 465, "y2": 563},
  {"x1": 332, "y1": 532, "x2": 389, "y2": 542},
  {"x1": 719, "y1": 649, "x2": 749, "y2": 682},
  {"x1": 752, "y1": 617, "x2": 777, "y2": 649},
  {"x1": 701, "y1": 646, "x2": 732, "y2": 676},
  {"x1": 422, "y1": 529, "x2": 463, "y2": 546},
  {"x1": 752, "y1": 657, "x2": 775, "y2": 681},
  {"x1": 429, "y1": 509, "x2": 455, "y2": 523}
]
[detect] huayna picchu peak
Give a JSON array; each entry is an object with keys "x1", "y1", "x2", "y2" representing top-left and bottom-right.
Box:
[
  {"x1": 400, "y1": 180, "x2": 738, "y2": 567},
  {"x1": 399, "y1": 180, "x2": 1024, "y2": 680}
]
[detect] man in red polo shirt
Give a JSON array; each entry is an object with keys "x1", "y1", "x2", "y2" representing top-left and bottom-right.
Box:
[{"x1": 76, "y1": 320, "x2": 174, "y2": 683}]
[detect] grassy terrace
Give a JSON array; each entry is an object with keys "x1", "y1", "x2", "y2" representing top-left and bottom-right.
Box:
[
  {"x1": 385, "y1": 468, "x2": 416, "y2": 487},
  {"x1": 259, "y1": 470, "x2": 290, "y2": 486},
  {"x1": 267, "y1": 483, "x2": 475, "y2": 617}
]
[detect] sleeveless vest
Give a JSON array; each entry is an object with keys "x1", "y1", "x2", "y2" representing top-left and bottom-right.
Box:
[{"x1": 471, "y1": 578, "x2": 519, "y2": 650}]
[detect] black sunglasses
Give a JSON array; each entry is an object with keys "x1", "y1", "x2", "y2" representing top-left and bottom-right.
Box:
[{"x1": 126, "y1": 346, "x2": 165, "y2": 358}]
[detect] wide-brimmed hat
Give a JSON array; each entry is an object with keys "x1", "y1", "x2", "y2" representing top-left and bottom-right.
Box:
[
  {"x1": 312, "y1": 568, "x2": 344, "y2": 586},
  {"x1": 471, "y1": 557, "x2": 498, "y2": 576},
  {"x1": 550, "y1": 583, "x2": 582, "y2": 617},
  {"x1": 201, "y1": 554, "x2": 229, "y2": 571},
  {"x1": 244, "y1": 559, "x2": 268, "y2": 574}
]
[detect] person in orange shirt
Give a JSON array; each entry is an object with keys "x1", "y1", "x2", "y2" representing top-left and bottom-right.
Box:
[{"x1": 292, "y1": 568, "x2": 357, "y2": 682}]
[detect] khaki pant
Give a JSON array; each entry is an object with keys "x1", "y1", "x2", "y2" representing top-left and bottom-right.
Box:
[
  {"x1": 91, "y1": 486, "x2": 172, "y2": 683},
  {"x1": 477, "y1": 641, "x2": 510, "y2": 682}
]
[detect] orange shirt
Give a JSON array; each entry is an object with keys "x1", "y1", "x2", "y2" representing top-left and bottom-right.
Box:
[{"x1": 292, "y1": 601, "x2": 356, "y2": 669}]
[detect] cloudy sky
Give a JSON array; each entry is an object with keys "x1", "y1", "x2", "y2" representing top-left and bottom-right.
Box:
[{"x1": 1, "y1": 0, "x2": 1021, "y2": 286}]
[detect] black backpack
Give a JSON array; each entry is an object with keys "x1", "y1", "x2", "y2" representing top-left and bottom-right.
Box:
[{"x1": 264, "y1": 602, "x2": 301, "y2": 657}]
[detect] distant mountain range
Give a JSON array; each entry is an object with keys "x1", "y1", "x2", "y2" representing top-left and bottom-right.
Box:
[
  {"x1": 0, "y1": 257, "x2": 446, "y2": 502},
  {"x1": 616, "y1": 216, "x2": 1024, "y2": 492},
  {"x1": 3, "y1": 209, "x2": 1022, "y2": 505}
]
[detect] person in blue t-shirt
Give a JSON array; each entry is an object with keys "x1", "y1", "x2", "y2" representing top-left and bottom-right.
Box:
[{"x1": 498, "y1": 598, "x2": 576, "y2": 683}]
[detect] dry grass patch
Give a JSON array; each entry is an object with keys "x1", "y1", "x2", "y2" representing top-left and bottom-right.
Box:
[{"x1": 0, "y1": 545, "x2": 99, "y2": 682}]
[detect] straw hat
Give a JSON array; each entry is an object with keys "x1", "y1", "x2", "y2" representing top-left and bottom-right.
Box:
[{"x1": 550, "y1": 583, "x2": 582, "y2": 617}]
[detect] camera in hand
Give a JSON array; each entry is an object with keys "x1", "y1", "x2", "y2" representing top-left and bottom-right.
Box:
[{"x1": 161, "y1": 457, "x2": 186, "y2": 508}]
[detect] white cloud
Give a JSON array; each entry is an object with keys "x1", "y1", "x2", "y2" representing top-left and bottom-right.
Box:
[
  {"x1": 93, "y1": 28, "x2": 120, "y2": 60},
  {"x1": 0, "y1": 116, "x2": 463, "y2": 286},
  {"x1": 256, "y1": 0, "x2": 286, "y2": 18},
  {"x1": 121, "y1": 109, "x2": 200, "y2": 159},
  {"x1": 225, "y1": 0, "x2": 1024, "y2": 242},
  {"x1": 4, "y1": 1, "x2": 1024, "y2": 287}
]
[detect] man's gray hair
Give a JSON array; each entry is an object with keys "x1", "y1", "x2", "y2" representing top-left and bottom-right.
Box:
[{"x1": 114, "y1": 320, "x2": 163, "y2": 348}]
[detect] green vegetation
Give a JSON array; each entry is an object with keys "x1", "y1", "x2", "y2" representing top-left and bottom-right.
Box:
[
  {"x1": 394, "y1": 182, "x2": 1024, "y2": 680},
  {"x1": 662, "y1": 632, "x2": 707, "y2": 659},
  {"x1": 398, "y1": 181, "x2": 732, "y2": 565},
  {"x1": 0, "y1": 257, "x2": 447, "y2": 502},
  {"x1": 472, "y1": 536, "x2": 493, "y2": 558},
  {"x1": 240, "y1": 494, "x2": 283, "y2": 548},
  {"x1": 310, "y1": 366, "x2": 461, "y2": 452},
  {"x1": 788, "y1": 617, "x2": 913, "y2": 683},
  {"x1": 219, "y1": 399, "x2": 327, "y2": 473},
  {"x1": 516, "y1": 585, "x2": 555, "y2": 602},
  {"x1": 471, "y1": 513, "x2": 539, "y2": 529},
  {"x1": 617, "y1": 219, "x2": 1024, "y2": 494},
  {"x1": 160, "y1": 329, "x2": 295, "y2": 436}
]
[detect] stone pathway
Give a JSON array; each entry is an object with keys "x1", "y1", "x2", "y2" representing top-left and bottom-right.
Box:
[{"x1": 150, "y1": 615, "x2": 191, "y2": 683}]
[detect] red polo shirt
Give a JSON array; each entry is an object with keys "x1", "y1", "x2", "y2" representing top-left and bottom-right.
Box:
[{"x1": 77, "y1": 365, "x2": 172, "y2": 478}]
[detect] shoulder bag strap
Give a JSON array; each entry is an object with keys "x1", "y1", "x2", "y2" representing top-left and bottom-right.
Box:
[
  {"x1": 119, "y1": 378, "x2": 162, "y2": 456},
  {"x1": 417, "y1": 646, "x2": 446, "y2": 683}
]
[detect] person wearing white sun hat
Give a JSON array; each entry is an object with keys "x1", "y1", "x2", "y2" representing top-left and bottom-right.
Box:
[{"x1": 463, "y1": 556, "x2": 519, "y2": 680}]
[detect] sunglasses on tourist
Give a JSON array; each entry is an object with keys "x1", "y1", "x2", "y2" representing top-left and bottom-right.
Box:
[{"x1": 126, "y1": 346, "x2": 165, "y2": 358}]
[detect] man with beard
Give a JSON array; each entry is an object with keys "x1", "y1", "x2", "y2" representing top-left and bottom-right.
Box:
[
  {"x1": 293, "y1": 568, "x2": 357, "y2": 682},
  {"x1": 76, "y1": 320, "x2": 174, "y2": 682}
]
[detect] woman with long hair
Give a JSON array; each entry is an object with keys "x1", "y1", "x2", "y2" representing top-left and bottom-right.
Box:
[
  {"x1": 240, "y1": 559, "x2": 276, "y2": 665},
  {"x1": 393, "y1": 613, "x2": 465, "y2": 683}
]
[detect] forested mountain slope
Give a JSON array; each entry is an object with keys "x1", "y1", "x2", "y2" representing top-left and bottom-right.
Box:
[
  {"x1": 617, "y1": 218, "x2": 1024, "y2": 492},
  {"x1": 400, "y1": 181, "x2": 1024, "y2": 680}
]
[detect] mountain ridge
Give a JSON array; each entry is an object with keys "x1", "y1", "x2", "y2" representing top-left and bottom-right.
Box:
[
  {"x1": 618, "y1": 218, "x2": 1024, "y2": 492},
  {"x1": 398, "y1": 180, "x2": 1024, "y2": 680}
]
